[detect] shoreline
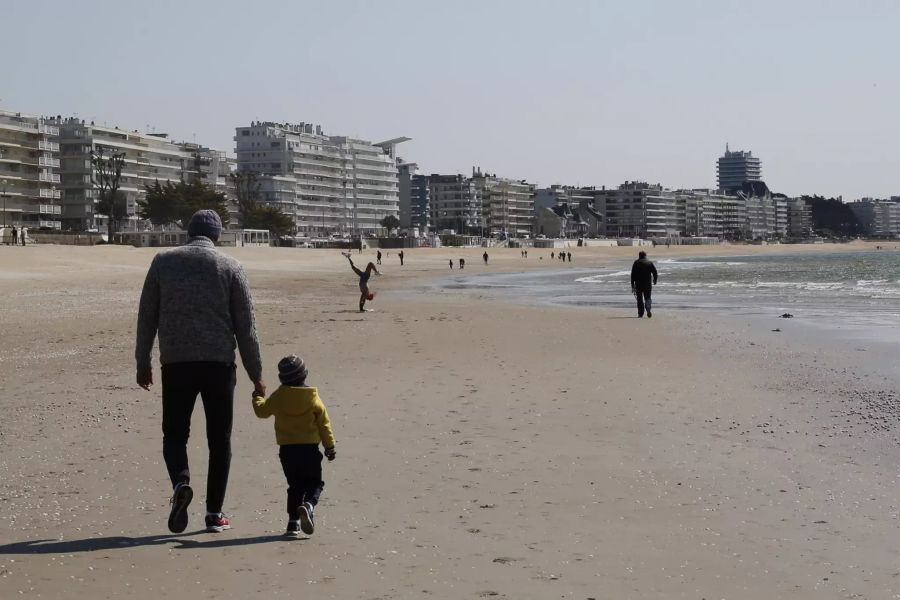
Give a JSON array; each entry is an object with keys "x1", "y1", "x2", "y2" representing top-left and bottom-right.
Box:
[{"x1": 1, "y1": 242, "x2": 899, "y2": 599}]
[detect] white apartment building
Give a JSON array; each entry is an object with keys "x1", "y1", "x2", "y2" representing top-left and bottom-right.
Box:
[
  {"x1": 473, "y1": 168, "x2": 535, "y2": 238},
  {"x1": 234, "y1": 121, "x2": 408, "y2": 236},
  {"x1": 850, "y1": 199, "x2": 900, "y2": 237},
  {"x1": 0, "y1": 110, "x2": 62, "y2": 231},
  {"x1": 51, "y1": 118, "x2": 199, "y2": 231},
  {"x1": 429, "y1": 174, "x2": 483, "y2": 234},
  {"x1": 595, "y1": 182, "x2": 682, "y2": 238}
]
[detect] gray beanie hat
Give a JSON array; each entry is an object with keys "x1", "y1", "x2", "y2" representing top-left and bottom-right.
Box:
[
  {"x1": 187, "y1": 209, "x2": 222, "y2": 240},
  {"x1": 278, "y1": 355, "x2": 308, "y2": 385}
]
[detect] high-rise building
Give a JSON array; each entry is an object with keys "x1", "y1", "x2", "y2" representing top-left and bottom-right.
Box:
[
  {"x1": 717, "y1": 145, "x2": 762, "y2": 194},
  {"x1": 234, "y1": 121, "x2": 407, "y2": 236},
  {"x1": 397, "y1": 161, "x2": 430, "y2": 232},
  {"x1": 51, "y1": 117, "x2": 207, "y2": 231},
  {"x1": 595, "y1": 182, "x2": 681, "y2": 238},
  {"x1": 429, "y1": 174, "x2": 483, "y2": 234},
  {"x1": 849, "y1": 199, "x2": 900, "y2": 237},
  {"x1": 472, "y1": 168, "x2": 535, "y2": 238},
  {"x1": 0, "y1": 110, "x2": 62, "y2": 231}
]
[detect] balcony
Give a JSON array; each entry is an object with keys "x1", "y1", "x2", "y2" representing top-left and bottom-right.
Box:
[
  {"x1": 39, "y1": 124, "x2": 60, "y2": 136},
  {"x1": 38, "y1": 140, "x2": 60, "y2": 152},
  {"x1": 39, "y1": 156, "x2": 61, "y2": 168},
  {"x1": 38, "y1": 204, "x2": 62, "y2": 215},
  {"x1": 39, "y1": 188, "x2": 62, "y2": 199},
  {"x1": 39, "y1": 172, "x2": 61, "y2": 183}
]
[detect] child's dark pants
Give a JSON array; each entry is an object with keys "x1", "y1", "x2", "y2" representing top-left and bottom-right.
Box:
[{"x1": 279, "y1": 444, "x2": 324, "y2": 519}]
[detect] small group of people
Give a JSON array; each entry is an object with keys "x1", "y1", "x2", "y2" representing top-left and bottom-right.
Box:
[
  {"x1": 4, "y1": 226, "x2": 27, "y2": 246},
  {"x1": 550, "y1": 251, "x2": 572, "y2": 262},
  {"x1": 519, "y1": 249, "x2": 528, "y2": 258},
  {"x1": 136, "y1": 210, "x2": 336, "y2": 538}
]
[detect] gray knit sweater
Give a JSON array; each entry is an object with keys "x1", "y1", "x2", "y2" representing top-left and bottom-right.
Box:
[{"x1": 135, "y1": 238, "x2": 263, "y2": 381}]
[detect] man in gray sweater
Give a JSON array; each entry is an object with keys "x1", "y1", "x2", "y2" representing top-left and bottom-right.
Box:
[{"x1": 135, "y1": 209, "x2": 266, "y2": 534}]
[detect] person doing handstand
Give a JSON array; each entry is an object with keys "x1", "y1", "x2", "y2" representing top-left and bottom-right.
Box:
[{"x1": 345, "y1": 253, "x2": 379, "y2": 312}]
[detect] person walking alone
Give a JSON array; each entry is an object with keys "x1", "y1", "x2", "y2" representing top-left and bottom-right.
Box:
[
  {"x1": 135, "y1": 209, "x2": 265, "y2": 534},
  {"x1": 630, "y1": 250, "x2": 658, "y2": 318}
]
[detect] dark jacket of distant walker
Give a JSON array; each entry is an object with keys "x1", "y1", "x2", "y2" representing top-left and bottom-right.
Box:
[
  {"x1": 135, "y1": 237, "x2": 263, "y2": 380},
  {"x1": 630, "y1": 257, "x2": 658, "y2": 291}
]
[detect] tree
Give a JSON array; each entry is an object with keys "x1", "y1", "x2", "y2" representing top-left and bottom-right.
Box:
[
  {"x1": 138, "y1": 179, "x2": 231, "y2": 230},
  {"x1": 242, "y1": 204, "x2": 295, "y2": 237},
  {"x1": 229, "y1": 171, "x2": 293, "y2": 236},
  {"x1": 380, "y1": 214, "x2": 400, "y2": 236},
  {"x1": 803, "y1": 195, "x2": 863, "y2": 238},
  {"x1": 91, "y1": 147, "x2": 126, "y2": 241}
]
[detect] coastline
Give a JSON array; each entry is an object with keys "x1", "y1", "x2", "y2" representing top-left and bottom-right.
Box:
[{"x1": 1, "y1": 242, "x2": 898, "y2": 599}]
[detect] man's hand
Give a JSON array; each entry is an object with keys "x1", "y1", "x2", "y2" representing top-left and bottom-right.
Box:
[
  {"x1": 253, "y1": 379, "x2": 267, "y2": 397},
  {"x1": 137, "y1": 367, "x2": 153, "y2": 390},
  {"x1": 324, "y1": 447, "x2": 336, "y2": 461}
]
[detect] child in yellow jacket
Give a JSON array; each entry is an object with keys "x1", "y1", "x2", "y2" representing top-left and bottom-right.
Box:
[{"x1": 253, "y1": 355, "x2": 336, "y2": 537}]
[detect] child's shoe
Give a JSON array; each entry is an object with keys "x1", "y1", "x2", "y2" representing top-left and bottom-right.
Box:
[
  {"x1": 299, "y1": 502, "x2": 315, "y2": 535},
  {"x1": 205, "y1": 513, "x2": 232, "y2": 532},
  {"x1": 285, "y1": 520, "x2": 301, "y2": 538}
]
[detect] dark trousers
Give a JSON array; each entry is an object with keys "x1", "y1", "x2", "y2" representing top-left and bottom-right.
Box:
[
  {"x1": 635, "y1": 287, "x2": 652, "y2": 316},
  {"x1": 279, "y1": 444, "x2": 324, "y2": 519},
  {"x1": 161, "y1": 362, "x2": 236, "y2": 513}
]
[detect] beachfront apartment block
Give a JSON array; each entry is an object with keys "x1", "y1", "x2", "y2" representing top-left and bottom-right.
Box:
[
  {"x1": 429, "y1": 174, "x2": 483, "y2": 235},
  {"x1": 717, "y1": 145, "x2": 762, "y2": 194},
  {"x1": 397, "y1": 162, "x2": 430, "y2": 233},
  {"x1": 234, "y1": 121, "x2": 408, "y2": 237},
  {"x1": 49, "y1": 117, "x2": 231, "y2": 232},
  {"x1": 0, "y1": 111, "x2": 62, "y2": 231},
  {"x1": 849, "y1": 199, "x2": 900, "y2": 237},
  {"x1": 472, "y1": 168, "x2": 535, "y2": 238},
  {"x1": 594, "y1": 182, "x2": 683, "y2": 239}
]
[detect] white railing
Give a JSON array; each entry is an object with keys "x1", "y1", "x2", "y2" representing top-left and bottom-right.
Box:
[
  {"x1": 38, "y1": 140, "x2": 60, "y2": 152},
  {"x1": 39, "y1": 188, "x2": 62, "y2": 199},
  {"x1": 39, "y1": 157, "x2": 61, "y2": 168},
  {"x1": 39, "y1": 124, "x2": 60, "y2": 136},
  {"x1": 38, "y1": 204, "x2": 62, "y2": 214},
  {"x1": 39, "y1": 172, "x2": 61, "y2": 183}
]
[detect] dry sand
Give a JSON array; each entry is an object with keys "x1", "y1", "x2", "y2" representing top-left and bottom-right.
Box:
[{"x1": 0, "y1": 242, "x2": 898, "y2": 599}]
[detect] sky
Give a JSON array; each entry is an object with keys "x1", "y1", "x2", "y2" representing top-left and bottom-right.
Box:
[{"x1": 2, "y1": 0, "x2": 898, "y2": 200}]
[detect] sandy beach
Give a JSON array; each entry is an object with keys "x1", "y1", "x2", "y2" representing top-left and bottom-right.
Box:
[{"x1": 1, "y1": 241, "x2": 898, "y2": 600}]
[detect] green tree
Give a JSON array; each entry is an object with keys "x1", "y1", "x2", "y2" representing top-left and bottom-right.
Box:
[
  {"x1": 229, "y1": 171, "x2": 293, "y2": 236},
  {"x1": 242, "y1": 204, "x2": 295, "y2": 236},
  {"x1": 138, "y1": 179, "x2": 231, "y2": 230},
  {"x1": 380, "y1": 214, "x2": 400, "y2": 236},
  {"x1": 91, "y1": 147, "x2": 126, "y2": 241}
]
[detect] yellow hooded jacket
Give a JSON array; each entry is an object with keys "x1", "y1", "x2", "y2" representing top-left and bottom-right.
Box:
[{"x1": 252, "y1": 385, "x2": 336, "y2": 448}]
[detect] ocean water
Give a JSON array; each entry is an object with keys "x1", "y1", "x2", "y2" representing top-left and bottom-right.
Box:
[{"x1": 442, "y1": 251, "x2": 900, "y2": 329}]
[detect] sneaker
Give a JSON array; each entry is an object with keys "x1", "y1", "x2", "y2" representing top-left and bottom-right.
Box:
[
  {"x1": 167, "y1": 482, "x2": 193, "y2": 534},
  {"x1": 647, "y1": 310, "x2": 652, "y2": 318},
  {"x1": 285, "y1": 520, "x2": 301, "y2": 538},
  {"x1": 205, "y1": 513, "x2": 232, "y2": 533},
  {"x1": 299, "y1": 502, "x2": 315, "y2": 535}
]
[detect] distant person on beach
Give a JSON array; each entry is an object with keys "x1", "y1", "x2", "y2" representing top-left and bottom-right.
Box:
[
  {"x1": 630, "y1": 250, "x2": 658, "y2": 318},
  {"x1": 376, "y1": 250, "x2": 382, "y2": 265},
  {"x1": 135, "y1": 209, "x2": 265, "y2": 534},
  {"x1": 399, "y1": 250, "x2": 404, "y2": 266},
  {"x1": 483, "y1": 251, "x2": 489, "y2": 265},
  {"x1": 567, "y1": 252, "x2": 572, "y2": 262},
  {"x1": 11, "y1": 227, "x2": 17, "y2": 245},
  {"x1": 459, "y1": 258, "x2": 465, "y2": 269},
  {"x1": 344, "y1": 252, "x2": 379, "y2": 312},
  {"x1": 551, "y1": 252, "x2": 554, "y2": 260},
  {"x1": 253, "y1": 355, "x2": 336, "y2": 537},
  {"x1": 20, "y1": 227, "x2": 27, "y2": 246},
  {"x1": 449, "y1": 259, "x2": 454, "y2": 269}
]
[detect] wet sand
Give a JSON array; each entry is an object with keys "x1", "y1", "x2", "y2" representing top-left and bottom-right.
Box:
[{"x1": 0, "y1": 242, "x2": 897, "y2": 599}]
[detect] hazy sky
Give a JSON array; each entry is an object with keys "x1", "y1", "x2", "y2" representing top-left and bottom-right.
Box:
[{"x1": 2, "y1": 0, "x2": 897, "y2": 199}]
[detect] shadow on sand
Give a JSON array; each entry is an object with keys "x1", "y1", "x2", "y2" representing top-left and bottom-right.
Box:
[{"x1": 0, "y1": 533, "x2": 294, "y2": 554}]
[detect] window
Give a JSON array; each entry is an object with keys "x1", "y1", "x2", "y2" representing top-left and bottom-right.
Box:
[{"x1": 242, "y1": 131, "x2": 249, "y2": 136}]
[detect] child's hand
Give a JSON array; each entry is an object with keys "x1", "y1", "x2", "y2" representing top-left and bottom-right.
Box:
[{"x1": 324, "y1": 447, "x2": 336, "y2": 461}]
